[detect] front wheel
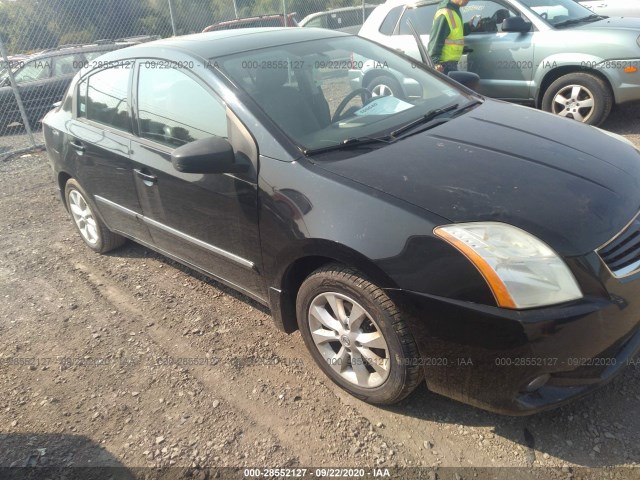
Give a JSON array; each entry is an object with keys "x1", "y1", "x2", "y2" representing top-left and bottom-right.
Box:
[
  {"x1": 541, "y1": 73, "x2": 612, "y2": 125},
  {"x1": 64, "y1": 179, "x2": 126, "y2": 253},
  {"x1": 296, "y1": 264, "x2": 422, "y2": 405}
]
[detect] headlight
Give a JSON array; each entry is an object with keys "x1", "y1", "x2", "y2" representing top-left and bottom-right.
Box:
[{"x1": 434, "y1": 222, "x2": 582, "y2": 309}]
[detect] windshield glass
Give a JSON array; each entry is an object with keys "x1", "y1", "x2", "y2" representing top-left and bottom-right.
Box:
[
  {"x1": 518, "y1": 0, "x2": 598, "y2": 27},
  {"x1": 217, "y1": 36, "x2": 471, "y2": 152}
]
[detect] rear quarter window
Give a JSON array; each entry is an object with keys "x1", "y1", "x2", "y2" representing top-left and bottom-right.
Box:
[{"x1": 379, "y1": 6, "x2": 403, "y2": 35}]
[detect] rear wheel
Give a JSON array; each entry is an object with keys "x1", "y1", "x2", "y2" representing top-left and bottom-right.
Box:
[
  {"x1": 296, "y1": 264, "x2": 422, "y2": 405},
  {"x1": 541, "y1": 72, "x2": 612, "y2": 125},
  {"x1": 64, "y1": 179, "x2": 126, "y2": 253}
]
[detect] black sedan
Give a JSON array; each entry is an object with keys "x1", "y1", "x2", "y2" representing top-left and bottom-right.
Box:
[{"x1": 42, "y1": 27, "x2": 640, "y2": 415}]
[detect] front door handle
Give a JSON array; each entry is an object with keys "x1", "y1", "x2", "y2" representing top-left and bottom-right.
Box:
[
  {"x1": 70, "y1": 141, "x2": 85, "y2": 154},
  {"x1": 134, "y1": 168, "x2": 158, "y2": 185}
]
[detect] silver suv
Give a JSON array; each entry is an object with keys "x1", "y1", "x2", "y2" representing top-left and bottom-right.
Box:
[{"x1": 357, "y1": 0, "x2": 640, "y2": 124}]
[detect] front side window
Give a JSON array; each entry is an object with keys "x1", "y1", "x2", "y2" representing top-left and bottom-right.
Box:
[
  {"x1": 137, "y1": 64, "x2": 227, "y2": 148},
  {"x1": 84, "y1": 66, "x2": 131, "y2": 132},
  {"x1": 461, "y1": 1, "x2": 519, "y2": 33},
  {"x1": 14, "y1": 59, "x2": 51, "y2": 84}
]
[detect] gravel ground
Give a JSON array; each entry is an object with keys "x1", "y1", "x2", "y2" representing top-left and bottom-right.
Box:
[{"x1": 1, "y1": 105, "x2": 640, "y2": 479}]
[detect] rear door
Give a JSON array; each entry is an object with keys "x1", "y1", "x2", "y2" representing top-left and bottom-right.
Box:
[
  {"x1": 70, "y1": 62, "x2": 152, "y2": 243},
  {"x1": 130, "y1": 59, "x2": 264, "y2": 301}
]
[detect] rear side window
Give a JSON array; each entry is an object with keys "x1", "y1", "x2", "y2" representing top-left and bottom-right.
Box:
[
  {"x1": 82, "y1": 66, "x2": 132, "y2": 132},
  {"x1": 379, "y1": 6, "x2": 403, "y2": 35},
  {"x1": 137, "y1": 64, "x2": 227, "y2": 148},
  {"x1": 398, "y1": 5, "x2": 439, "y2": 35},
  {"x1": 53, "y1": 55, "x2": 78, "y2": 77}
]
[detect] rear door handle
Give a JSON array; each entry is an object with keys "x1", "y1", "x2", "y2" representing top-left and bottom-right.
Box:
[
  {"x1": 70, "y1": 141, "x2": 85, "y2": 153},
  {"x1": 134, "y1": 168, "x2": 158, "y2": 185}
]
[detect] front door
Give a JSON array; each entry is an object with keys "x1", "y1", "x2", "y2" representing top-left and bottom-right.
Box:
[
  {"x1": 130, "y1": 61, "x2": 264, "y2": 301},
  {"x1": 461, "y1": 0, "x2": 535, "y2": 101}
]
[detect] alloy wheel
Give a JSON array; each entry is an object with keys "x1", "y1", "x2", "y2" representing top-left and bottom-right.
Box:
[
  {"x1": 371, "y1": 83, "x2": 394, "y2": 97},
  {"x1": 307, "y1": 292, "x2": 390, "y2": 388},
  {"x1": 68, "y1": 189, "x2": 99, "y2": 245},
  {"x1": 552, "y1": 84, "x2": 595, "y2": 123}
]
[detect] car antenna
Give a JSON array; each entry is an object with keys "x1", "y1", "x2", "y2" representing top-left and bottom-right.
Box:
[{"x1": 406, "y1": 19, "x2": 434, "y2": 69}]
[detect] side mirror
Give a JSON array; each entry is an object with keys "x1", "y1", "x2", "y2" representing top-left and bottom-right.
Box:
[
  {"x1": 501, "y1": 16, "x2": 532, "y2": 33},
  {"x1": 171, "y1": 137, "x2": 248, "y2": 174},
  {"x1": 448, "y1": 71, "x2": 480, "y2": 91}
]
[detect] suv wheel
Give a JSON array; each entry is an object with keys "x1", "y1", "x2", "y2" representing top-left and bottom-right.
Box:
[
  {"x1": 542, "y1": 73, "x2": 612, "y2": 125},
  {"x1": 65, "y1": 179, "x2": 126, "y2": 253},
  {"x1": 367, "y1": 75, "x2": 404, "y2": 100},
  {"x1": 296, "y1": 264, "x2": 422, "y2": 405}
]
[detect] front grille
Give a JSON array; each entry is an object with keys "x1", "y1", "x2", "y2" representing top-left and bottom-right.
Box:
[{"x1": 598, "y1": 216, "x2": 640, "y2": 277}]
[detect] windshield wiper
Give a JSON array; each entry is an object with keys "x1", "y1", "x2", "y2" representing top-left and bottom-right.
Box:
[
  {"x1": 554, "y1": 14, "x2": 601, "y2": 28},
  {"x1": 390, "y1": 104, "x2": 459, "y2": 139},
  {"x1": 303, "y1": 135, "x2": 393, "y2": 156},
  {"x1": 392, "y1": 100, "x2": 482, "y2": 140}
]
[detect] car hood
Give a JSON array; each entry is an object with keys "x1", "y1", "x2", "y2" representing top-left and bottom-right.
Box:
[
  {"x1": 576, "y1": 16, "x2": 640, "y2": 31},
  {"x1": 313, "y1": 100, "x2": 640, "y2": 257}
]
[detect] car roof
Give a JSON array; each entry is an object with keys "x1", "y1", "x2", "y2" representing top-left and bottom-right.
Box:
[
  {"x1": 25, "y1": 39, "x2": 147, "y2": 61},
  {"x1": 106, "y1": 28, "x2": 349, "y2": 60}
]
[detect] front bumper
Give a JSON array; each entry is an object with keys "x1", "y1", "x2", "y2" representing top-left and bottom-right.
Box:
[
  {"x1": 394, "y1": 259, "x2": 640, "y2": 415},
  {"x1": 597, "y1": 58, "x2": 640, "y2": 104}
]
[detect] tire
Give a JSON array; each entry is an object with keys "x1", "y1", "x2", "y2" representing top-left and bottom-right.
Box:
[
  {"x1": 296, "y1": 264, "x2": 422, "y2": 405},
  {"x1": 64, "y1": 179, "x2": 126, "y2": 253},
  {"x1": 541, "y1": 72, "x2": 612, "y2": 126},
  {"x1": 367, "y1": 75, "x2": 405, "y2": 100}
]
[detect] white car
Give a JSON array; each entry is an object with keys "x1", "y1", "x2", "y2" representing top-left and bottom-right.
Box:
[
  {"x1": 299, "y1": 5, "x2": 378, "y2": 34},
  {"x1": 579, "y1": 0, "x2": 640, "y2": 17}
]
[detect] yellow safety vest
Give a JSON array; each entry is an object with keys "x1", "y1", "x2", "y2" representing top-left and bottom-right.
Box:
[{"x1": 435, "y1": 8, "x2": 464, "y2": 62}]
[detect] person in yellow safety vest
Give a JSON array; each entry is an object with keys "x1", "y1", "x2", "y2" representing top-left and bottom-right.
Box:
[{"x1": 427, "y1": 0, "x2": 480, "y2": 74}]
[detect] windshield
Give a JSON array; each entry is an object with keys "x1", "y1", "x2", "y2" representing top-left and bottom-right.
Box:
[
  {"x1": 217, "y1": 36, "x2": 471, "y2": 152},
  {"x1": 518, "y1": 0, "x2": 599, "y2": 27}
]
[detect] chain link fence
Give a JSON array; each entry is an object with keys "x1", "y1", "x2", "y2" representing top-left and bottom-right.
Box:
[{"x1": 0, "y1": 0, "x2": 384, "y2": 159}]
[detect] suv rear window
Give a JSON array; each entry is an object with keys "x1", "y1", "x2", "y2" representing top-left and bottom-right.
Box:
[{"x1": 398, "y1": 5, "x2": 439, "y2": 35}]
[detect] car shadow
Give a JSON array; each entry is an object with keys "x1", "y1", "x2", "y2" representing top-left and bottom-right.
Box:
[
  {"x1": 384, "y1": 365, "x2": 639, "y2": 468},
  {"x1": 105, "y1": 242, "x2": 271, "y2": 317},
  {"x1": 601, "y1": 101, "x2": 640, "y2": 136},
  {"x1": 0, "y1": 432, "x2": 135, "y2": 478}
]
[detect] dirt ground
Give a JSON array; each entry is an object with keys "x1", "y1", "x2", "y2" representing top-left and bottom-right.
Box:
[{"x1": 1, "y1": 103, "x2": 640, "y2": 480}]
